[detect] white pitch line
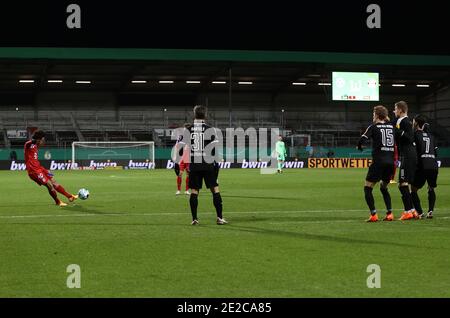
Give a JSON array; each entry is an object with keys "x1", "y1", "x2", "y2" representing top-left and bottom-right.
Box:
[
  {"x1": 0, "y1": 213, "x2": 103, "y2": 219},
  {"x1": 0, "y1": 209, "x2": 369, "y2": 219},
  {"x1": 0, "y1": 209, "x2": 449, "y2": 220}
]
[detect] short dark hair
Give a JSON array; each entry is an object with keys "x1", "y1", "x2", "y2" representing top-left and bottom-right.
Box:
[
  {"x1": 32, "y1": 130, "x2": 45, "y2": 140},
  {"x1": 414, "y1": 114, "x2": 430, "y2": 132},
  {"x1": 193, "y1": 105, "x2": 207, "y2": 119},
  {"x1": 395, "y1": 101, "x2": 408, "y2": 113}
]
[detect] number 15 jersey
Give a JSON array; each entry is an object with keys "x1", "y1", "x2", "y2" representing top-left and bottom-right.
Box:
[{"x1": 361, "y1": 123, "x2": 395, "y2": 165}]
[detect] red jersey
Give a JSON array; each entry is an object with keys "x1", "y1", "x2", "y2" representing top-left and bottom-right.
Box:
[
  {"x1": 24, "y1": 140, "x2": 43, "y2": 173},
  {"x1": 180, "y1": 144, "x2": 190, "y2": 164},
  {"x1": 394, "y1": 144, "x2": 399, "y2": 161}
]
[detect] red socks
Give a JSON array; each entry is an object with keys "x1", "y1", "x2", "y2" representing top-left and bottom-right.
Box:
[
  {"x1": 55, "y1": 184, "x2": 72, "y2": 199},
  {"x1": 47, "y1": 187, "x2": 60, "y2": 204},
  {"x1": 177, "y1": 176, "x2": 182, "y2": 191},
  {"x1": 177, "y1": 176, "x2": 189, "y2": 191}
]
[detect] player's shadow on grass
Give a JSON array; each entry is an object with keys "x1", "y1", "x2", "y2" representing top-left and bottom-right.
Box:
[
  {"x1": 234, "y1": 215, "x2": 354, "y2": 223},
  {"x1": 64, "y1": 204, "x2": 115, "y2": 215},
  {"x1": 220, "y1": 224, "x2": 427, "y2": 249},
  {"x1": 222, "y1": 195, "x2": 299, "y2": 201}
]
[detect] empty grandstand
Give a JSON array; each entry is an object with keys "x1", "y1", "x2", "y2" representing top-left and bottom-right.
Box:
[{"x1": 1, "y1": 49, "x2": 450, "y2": 162}]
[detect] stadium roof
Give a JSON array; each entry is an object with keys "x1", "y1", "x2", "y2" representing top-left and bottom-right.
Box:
[{"x1": 0, "y1": 48, "x2": 449, "y2": 97}]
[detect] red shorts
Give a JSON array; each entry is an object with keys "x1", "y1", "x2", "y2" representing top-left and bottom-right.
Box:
[
  {"x1": 179, "y1": 162, "x2": 190, "y2": 173},
  {"x1": 28, "y1": 169, "x2": 53, "y2": 186}
]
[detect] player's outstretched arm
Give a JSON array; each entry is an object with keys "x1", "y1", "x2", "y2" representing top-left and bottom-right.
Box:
[{"x1": 358, "y1": 125, "x2": 372, "y2": 151}]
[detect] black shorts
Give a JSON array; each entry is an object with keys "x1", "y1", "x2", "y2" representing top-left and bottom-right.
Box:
[
  {"x1": 366, "y1": 162, "x2": 394, "y2": 183},
  {"x1": 189, "y1": 168, "x2": 218, "y2": 190},
  {"x1": 214, "y1": 163, "x2": 220, "y2": 179},
  {"x1": 398, "y1": 156, "x2": 417, "y2": 184},
  {"x1": 412, "y1": 169, "x2": 438, "y2": 189},
  {"x1": 174, "y1": 163, "x2": 180, "y2": 176}
]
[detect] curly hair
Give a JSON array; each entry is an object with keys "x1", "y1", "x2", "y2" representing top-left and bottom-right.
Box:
[{"x1": 32, "y1": 130, "x2": 45, "y2": 140}]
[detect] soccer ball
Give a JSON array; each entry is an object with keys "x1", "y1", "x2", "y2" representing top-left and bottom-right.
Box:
[{"x1": 78, "y1": 188, "x2": 90, "y2": 200}]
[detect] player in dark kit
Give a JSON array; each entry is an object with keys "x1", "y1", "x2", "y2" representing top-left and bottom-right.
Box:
[
  {"x1": 393, "y1": 101, "x2": 418, "y2": 220},
  {"x1": 24, "y1": 130, "x2": 78, "y2": 206},
  {"x1": 177, "y1": 105, "x2": 227, "y2": 225},
  {"x1": 410, "y1": 115, "x2": 439, "y2": 219},
  {"x1": 357, "y1": 106, "x2": 395, "y2": 222}
]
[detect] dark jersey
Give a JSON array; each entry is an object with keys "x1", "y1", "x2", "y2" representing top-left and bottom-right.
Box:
[
  {"x1": 178, "y1": 119, "x2": 220, "y2": 170},
  {"x1": 414, "y1": 130, "x2": 438, "y2": 170},
  {"x1": 358, "y1": 122, "x2": 395, "y2": 164},
  {"x1": 395, "y1": 116, "x2": 416, "y2": 157}
]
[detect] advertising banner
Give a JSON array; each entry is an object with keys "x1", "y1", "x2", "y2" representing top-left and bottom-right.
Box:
[
  {"x1": 6, "y1": 130, "x2": 28, "y2": 139},
  {"x1": 2, "y1": 159, "x2": 307, "y2": 170},
  {"x1": 308, "y1": 158, "x2": 373, "y2": 168},
  {"x1": 3, "y1": 159, "x2": 448, "y2": 171}
]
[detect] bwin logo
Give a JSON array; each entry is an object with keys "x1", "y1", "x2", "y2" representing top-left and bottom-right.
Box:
[
  {"x1": 10, "y1": 161, "x2": 27, "y2": 171},
  {"x1": 128, "y1": 160, "x2": 154, "y2": 169},
  {"x1": 50, "y1": 161, "x2": 78, "y2": 170},
  {"x1": 241, "y1": 160, "x2": 268, "y2": 169},
  {"x1": 283, "y1": 161, "x2": 305, "y2": 169},
  {"x1": 89, "y1": 161, "x2": 118, "y2": 168}
]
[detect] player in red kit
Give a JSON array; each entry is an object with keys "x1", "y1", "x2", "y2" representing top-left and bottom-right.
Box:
[
  {"x1": 24, "y1": 130, "x2": 78, "y2": 206},
  {"x1": 174, "y1": 133, "x2": 190, "y2": 195},
  {"x1": 390, "y1": 144, "x2": 398, "y2": 184}
]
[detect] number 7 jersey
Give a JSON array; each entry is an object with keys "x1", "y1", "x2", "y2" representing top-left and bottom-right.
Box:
[
  {"x1": 360, "y1": 123, "x2": 395, "y2": 164},
  {"x1": 414, "y1": 130, "x2": 438, "y2": 170}
]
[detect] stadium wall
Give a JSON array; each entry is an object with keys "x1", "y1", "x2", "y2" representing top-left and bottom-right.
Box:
[{"x1": 420, "y1": 86, "x2": 450, "y2": 131}]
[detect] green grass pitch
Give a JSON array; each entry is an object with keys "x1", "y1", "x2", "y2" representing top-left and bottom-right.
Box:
[{"x1": 0, "y1": 168, "x2": 449, "y2": 297}]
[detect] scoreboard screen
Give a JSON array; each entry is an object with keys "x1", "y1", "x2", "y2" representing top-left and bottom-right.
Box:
[{"x1": 332, "y1": 72, "x2": 379, "y2": 101}]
